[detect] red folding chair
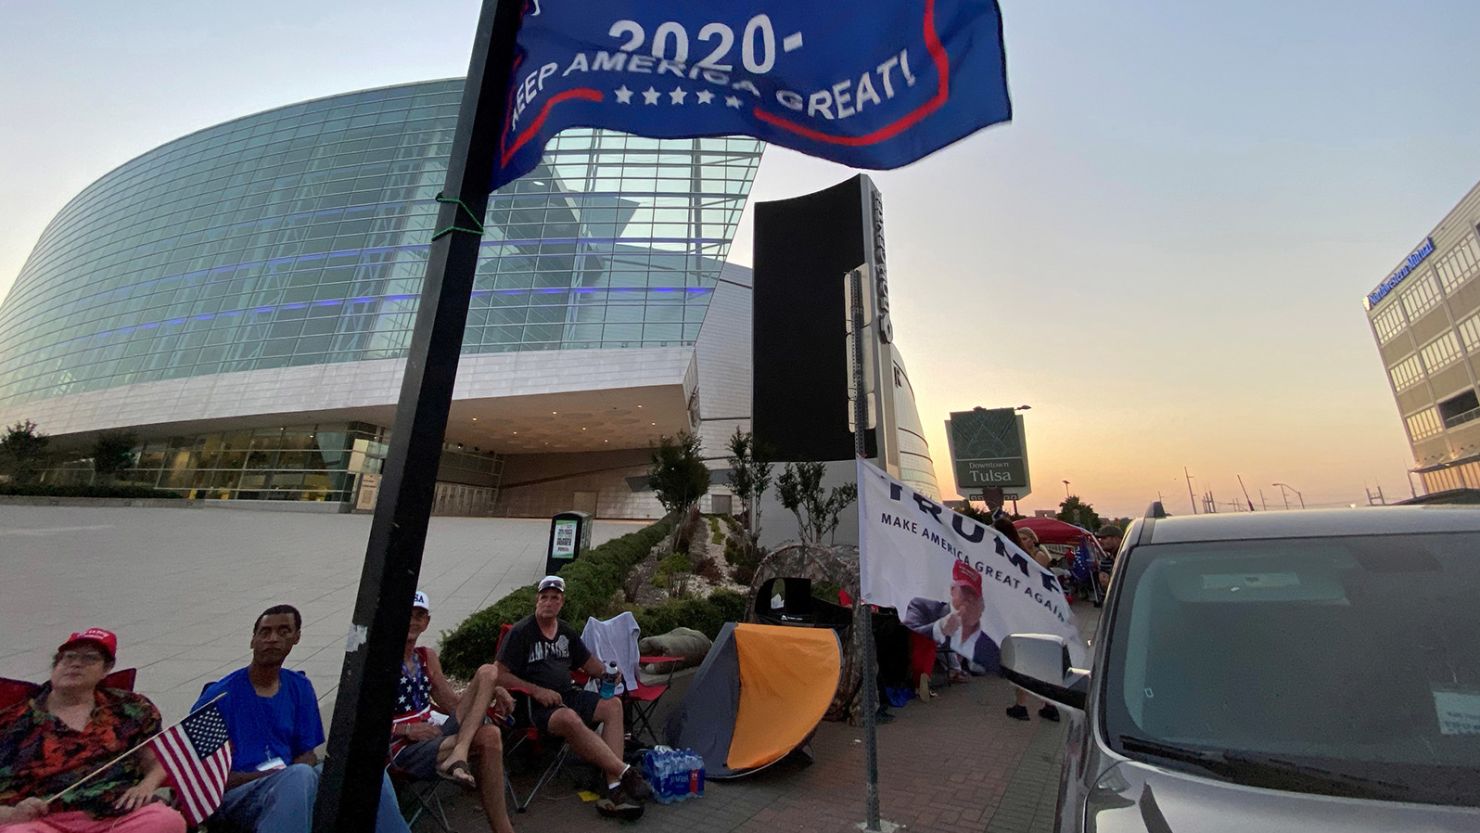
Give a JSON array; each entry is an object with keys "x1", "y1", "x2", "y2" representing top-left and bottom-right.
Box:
[
  {"x1": 493, "y1": 623, "x2": 572, "y2": 814},
  {"x1": 623, "y1": 656, "x2": 679, "y2": 747},
  {"x1": 1, "y1": 668, "x2": 137, "y2": 708}
]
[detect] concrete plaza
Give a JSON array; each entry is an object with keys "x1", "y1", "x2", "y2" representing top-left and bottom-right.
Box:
[{"x1": 0, "y1": 504, "x2": 642, "y2": 721}]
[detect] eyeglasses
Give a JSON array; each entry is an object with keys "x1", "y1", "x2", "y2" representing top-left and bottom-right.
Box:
[{"x1": 59, "y1": 650, "x2": 106, "y2": 665}]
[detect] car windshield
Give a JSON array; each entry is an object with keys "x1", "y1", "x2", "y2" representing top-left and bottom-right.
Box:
[{"x1": 1102, "y1": 532, "x2": 1480, "y2": 807}]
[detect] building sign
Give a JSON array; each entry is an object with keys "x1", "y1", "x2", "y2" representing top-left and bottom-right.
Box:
[
  {"x1": 490, "y1": 0, "x2": 1012, "y2": 190},
  {"x1": 1367, "y1": 237, "x2": 1436, "y2": 309},
  {"x1": 946, "y1": 408, "x2": 1031, "y2": 497},
  {"x1": 355, "y1": 473, "x2": 381, "y2": 512},
  {"x1": 870, "y1": 189, "x2": 893, "y2": 344},
  {"x1": 551, "y1": 518, "x2": 580, "y2": 560}
]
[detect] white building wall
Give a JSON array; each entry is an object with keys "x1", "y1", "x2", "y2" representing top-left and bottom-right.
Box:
[
  {"x1": 0, "y1": 347, "x2": 695, "y2": 438},
  {"x1": 692, "y1": 262, "x2": 754, "y2": 512}
]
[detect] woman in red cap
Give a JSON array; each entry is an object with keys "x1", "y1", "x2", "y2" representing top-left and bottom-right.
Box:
[{"x1": 0, "y1": 629, "x2": 185, "y2": 833}]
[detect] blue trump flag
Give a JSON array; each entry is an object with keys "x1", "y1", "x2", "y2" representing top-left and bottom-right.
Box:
[{"x1": 491, "y1": 0, "x2": 1010, "y2": 190}]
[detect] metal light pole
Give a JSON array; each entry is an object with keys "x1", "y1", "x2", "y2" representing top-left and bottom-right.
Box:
[
  {"x1": 849, "y1": 268, "x2": 882, "y2": 832},
  {"x1": 1272, "y1": 482, "x2": 1304, "y2": 510},
  {"x1": 312, "y1": 1, "x2": 522, "y2": 831},
  {"x1": 1062, "y1": 479, "x2": 1071, "y2": 499}
]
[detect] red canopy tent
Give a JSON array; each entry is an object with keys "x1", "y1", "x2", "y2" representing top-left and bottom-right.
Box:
[{"x1": 1013, "y1": 516, "x2": 1093, "y2": 547}]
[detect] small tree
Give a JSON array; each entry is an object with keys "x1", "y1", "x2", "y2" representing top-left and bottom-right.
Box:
[
  {"x1": 777, "y1": 461, "x2": 858, "y2": 545},
  {"x1": 91, "y1": 431, "x2": 139, "y2": 484},
  {"x1": 0, "y1": 420, "x2": 50, "y2": 485},
  {"x1": 1057, "y1": 495, "x2": 1101, "y2": 531},
  {"x1": 956, "y1": 500, "x2": 992, "y2": 525},
  {"x1": 648, "y1": 432, "x2": 710, "y2": 551},
  {"x1": 725, "y1": 428, "x2": 773, "y2": 542}
]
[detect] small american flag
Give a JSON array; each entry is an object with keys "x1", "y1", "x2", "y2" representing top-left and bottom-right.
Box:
[{"x1": 148, "y1": 698, "x2": 233, "y2": 825}]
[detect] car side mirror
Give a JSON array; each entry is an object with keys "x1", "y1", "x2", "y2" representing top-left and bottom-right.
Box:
[{"x1": 1000, "y1": 633, "x2": 1090, "y2": 711}]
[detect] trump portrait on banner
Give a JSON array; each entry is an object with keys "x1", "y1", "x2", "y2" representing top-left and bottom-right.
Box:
[{"x1": 903, "y1": 561, "x2": 1000, "y2": 673}]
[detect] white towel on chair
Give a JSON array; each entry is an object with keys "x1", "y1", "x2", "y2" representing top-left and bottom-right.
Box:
[{"x1": 580, "y1": 611, "x2": 641, "y2": 694}]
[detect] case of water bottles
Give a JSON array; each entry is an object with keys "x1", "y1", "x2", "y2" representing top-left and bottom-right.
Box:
[{"x1": 641, "y1": 745, "x2": 705, "y2": 804}]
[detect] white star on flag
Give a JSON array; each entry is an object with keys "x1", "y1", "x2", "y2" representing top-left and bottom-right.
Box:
[
  {"x1": 614, "y1": 85, "x2": 633, "y2": 104},
  {"x1": 668, "y1": 87, "x2": 687, "y2": 105},
  {"x1": 696, "y1": 90, "x2": 715, "y2": 105},
  {"x1": 642, "y1": 87, "x2": 660, "y2": 105},
  {"x1": 725, "y1": 96, "x2": 742, "y2": 109}
]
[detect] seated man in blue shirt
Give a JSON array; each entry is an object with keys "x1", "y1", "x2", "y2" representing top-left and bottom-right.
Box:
[{"x1": 194, "y1": 605, "x2": 409, "y2": 833}]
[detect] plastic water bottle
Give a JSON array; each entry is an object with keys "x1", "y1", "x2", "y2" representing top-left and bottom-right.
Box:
[
  {"x1": 599, "y1": 660, "x2": 619, "y2": 699},
  {"x1": 687, "y1": 749, "x2": 704, "y2": 799},
  {"x1": 674, "y1": 750, "x2": 689, "y2": 802},
  {"x1": 645, "y1": 747, "x2": 675, "y2": 804}
]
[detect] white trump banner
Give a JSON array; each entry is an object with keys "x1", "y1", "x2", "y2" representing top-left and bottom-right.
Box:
[{"x1": 858, "y1": 460, "x2": 1089, "y2": 669}]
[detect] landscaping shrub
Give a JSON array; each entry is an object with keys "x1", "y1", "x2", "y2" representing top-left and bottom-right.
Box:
[
  {"x1": 651, "y1": 551, "x2": 693, "y2": 589},
  {"x1": 439, "y1": 518, "x2": 671, "y2": 678},
  {"x1": 0, "y1": 483, "x2": 184, "y2": 499},
  {"x1": 707, "y1": 515, "x2": 723, "y2": 544}
]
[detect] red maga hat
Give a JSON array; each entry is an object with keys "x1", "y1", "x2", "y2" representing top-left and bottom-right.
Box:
[
  {"x1": 951, "y1": 561, "x2": 983, "y2": 596},
  {"x1": 58, "y1": 628, "x2": 117, "y2": 661}
]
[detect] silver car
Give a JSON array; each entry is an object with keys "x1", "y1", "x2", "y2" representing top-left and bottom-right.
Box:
[{"x1": 1002, "y1": 505, "x2": 1480, "y2": 832}]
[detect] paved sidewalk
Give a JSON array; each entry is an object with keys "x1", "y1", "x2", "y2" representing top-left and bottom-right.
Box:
[
  {"x1": 443, "y1": 670, "x2": 1072, "y2": 833},
  {"x1": 441, "y1": 602, "x2": 1101, "y2": 833}
]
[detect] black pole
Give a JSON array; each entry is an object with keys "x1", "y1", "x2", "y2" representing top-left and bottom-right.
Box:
[
  {"x1": 311, "y1": 2, "x2": 522, "y2": 832},
  {"x1": 849, "y1": 267, "x2": 882, "y2": 832}
]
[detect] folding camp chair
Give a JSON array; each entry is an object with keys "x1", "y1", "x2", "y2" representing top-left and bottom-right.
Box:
[
  {"x1": 624, "y1": 656, "x2": 679, "y2": 747},
  {"x1": 1, "y1": 667, "x2": 138, "y2": 707},
  {"x1": 493, "y1": 624, "x2": 573, "y2": 814},
  {"x1": 389, "y1": 766, "x2": 457, "y2": 833},
  {"x1": 577, "y1": 611, "x2": 678, "y2": 748}
]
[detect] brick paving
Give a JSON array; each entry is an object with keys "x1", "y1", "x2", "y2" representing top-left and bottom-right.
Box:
[
  {"x1": 440, "y1": 670, "x2": 1071, "y2": 833},
  {"x1": 442, "y1": 601, "x2": 1102, "y2": 833}
]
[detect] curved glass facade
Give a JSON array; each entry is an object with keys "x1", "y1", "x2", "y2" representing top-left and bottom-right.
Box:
[{"x1": 0, "y1": 78, "x2": 761, "y2": 409}]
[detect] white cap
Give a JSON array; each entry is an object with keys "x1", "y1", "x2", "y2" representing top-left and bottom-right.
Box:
[
  {"x1": 412, "y1": 590, "x2": 431, "y2": 612},
  {"x1": 538, "y1": 575, "x2": 566, "y2": 593}
]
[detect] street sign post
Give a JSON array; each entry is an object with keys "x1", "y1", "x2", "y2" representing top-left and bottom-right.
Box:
[{"x1": 946, "y1": 408, "x2": 1031, "y2": 500}]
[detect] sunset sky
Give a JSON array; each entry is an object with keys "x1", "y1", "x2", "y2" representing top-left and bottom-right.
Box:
[{"x1": 3, "y1": 1, "x2": 1479, "y2": 517}]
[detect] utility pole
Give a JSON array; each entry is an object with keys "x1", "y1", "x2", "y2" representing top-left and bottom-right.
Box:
[
  {"x1": 848, "y1": 268, "x2": 882, "y2": 832},
  {"x1": 1184, "y1": 467, "x2": 1197, "y2": 515},
  {"x1": 1259, "y1": 489, "x2": 1268, "y2": 511},
  {"x1": 312, "y1": 2, "x2": 523, "y2": 832},
  {"x1": 1236, "y1": 474, "x2": 1255, "y2": 511}
]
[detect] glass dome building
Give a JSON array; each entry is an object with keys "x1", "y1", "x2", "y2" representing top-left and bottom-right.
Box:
[
  {"x1": 0, "y1": 79, "x2": 767, "y2": 514},
  {"x1": 0, "y1": 78, "x2": 937, "y2": 516}
]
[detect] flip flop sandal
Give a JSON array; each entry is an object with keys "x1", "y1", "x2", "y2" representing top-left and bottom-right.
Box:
[{"x1": 437, "y1": 760, "x2": 477, "y2": 790}]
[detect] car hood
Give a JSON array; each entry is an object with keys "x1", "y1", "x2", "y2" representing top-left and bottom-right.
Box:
[{"x1": 1085, "y1": 760, "x2": 1479, "y2": 833}]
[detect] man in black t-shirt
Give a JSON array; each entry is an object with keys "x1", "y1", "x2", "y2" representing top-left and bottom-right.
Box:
[{"x1": 495, "y1": 575, "x2": 652, "y2": 817}]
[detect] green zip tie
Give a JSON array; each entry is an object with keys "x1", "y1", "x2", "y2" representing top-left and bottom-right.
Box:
[{"x1": 431, "y1": 193, "x2": 486, "y2": 241}]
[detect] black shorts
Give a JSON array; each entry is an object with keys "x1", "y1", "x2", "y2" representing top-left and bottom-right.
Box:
[
  {"x1": 527, "y1": 688, "x2": 601, "y2": 734},
  {"x1": 389, "y1": 716, "x2": 460, "y2": 779}
]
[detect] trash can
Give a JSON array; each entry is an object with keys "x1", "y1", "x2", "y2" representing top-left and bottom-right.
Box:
[{"x1": 545, "y1": 511, "x2": 593, "y2": 576}]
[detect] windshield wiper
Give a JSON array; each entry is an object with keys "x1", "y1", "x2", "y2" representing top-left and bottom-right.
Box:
[
  {"x1": 1117, "y1": 735, "x2": 1234, "y2": 775},
  {"x1": 1119, "y1": 737, "x2": 1412, "y2": 799},
  {"x1": 1220, "y1": 753, "x2": 1411, "y2": 796}
]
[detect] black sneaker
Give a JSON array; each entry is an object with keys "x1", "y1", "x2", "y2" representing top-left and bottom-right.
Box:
[
  {"x1": 1005, "y1": 704, "x2": 1029, "y2": 721},
  {"x1": 598, "y1": 770, "x2": 647, "y2": 821},
  {"x1": 619, "y1": 764, "x2": 653, "y2": 802},
  {"x1": 1038, "y1": 704, "x2": 1060, "y2": 722}
]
